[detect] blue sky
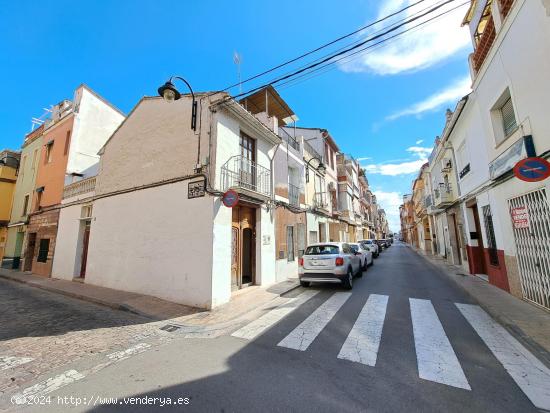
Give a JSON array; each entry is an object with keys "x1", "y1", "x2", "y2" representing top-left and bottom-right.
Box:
[{"x1": 0, "y1": 0, "x2": 473, "y2": 231}]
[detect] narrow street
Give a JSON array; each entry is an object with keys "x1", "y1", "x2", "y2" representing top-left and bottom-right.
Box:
[{"x1": 8, "y1": 244, "x2": 548, "y2": 412}]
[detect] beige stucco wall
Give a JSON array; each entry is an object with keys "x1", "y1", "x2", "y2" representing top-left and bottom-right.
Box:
[{"x1": 96, "y1": 96, "x2": 210, "y2": 195}]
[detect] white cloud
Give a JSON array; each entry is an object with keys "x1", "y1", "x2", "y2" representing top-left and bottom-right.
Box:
[
  {"x1": 406, "y1": 146, "x2": 432, "y2": 158},
  {"x1": 341, "y1": 0, "x2": 471, "y2": 75},
  {"x1": 386, "y1": 76, "x2": 471, "y2": 121},
  {"x1": 415, "y1": 139, "x2": 423, "y2": 144},
  {"x1": 373, "y1": 190, "x2": 402, "y2": 232},
  {"x1": 356, "y1": 156, "x2": 372, "y2": 161},
  {"x1": 364, "y1": 158, "x2": 427, "y2": 176}
]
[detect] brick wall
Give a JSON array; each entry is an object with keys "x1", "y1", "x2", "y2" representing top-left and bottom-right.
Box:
[{"x1": 26, "y1": 209, "x2": 60, "y2": 277}]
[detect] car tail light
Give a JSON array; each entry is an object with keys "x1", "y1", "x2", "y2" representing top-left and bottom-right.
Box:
[
  {"x1": 299, "y1": 257, "x2": 304, "y2": 266},
  {"x1": 335, "y1": 257, "x2": 344, "y2": 266}
]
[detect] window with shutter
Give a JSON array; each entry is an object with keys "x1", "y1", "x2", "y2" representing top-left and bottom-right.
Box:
[{"x1": 500, "y1": 97, "x2": 517, "y2": 137}]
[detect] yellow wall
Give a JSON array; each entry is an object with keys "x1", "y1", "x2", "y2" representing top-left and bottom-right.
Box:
[{"x1": 0, "y1": 164, "x2": 18, "y2": 261}]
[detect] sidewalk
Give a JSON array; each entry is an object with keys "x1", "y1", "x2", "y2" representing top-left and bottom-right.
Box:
[
  {"x1": 408, "y1": 244, "x2": 550, "y2": 361},
  {"x1": 0, "y1": 268, "x2": 300, "y2": 326}
]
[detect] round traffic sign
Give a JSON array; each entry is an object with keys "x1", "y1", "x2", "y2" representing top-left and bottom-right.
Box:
[
  {"x1": 222, "y1": 189, "x2": 239, "y2": 208},
  {"x1": 513, "y1": 157, "x2": 550, "y2": 182}
]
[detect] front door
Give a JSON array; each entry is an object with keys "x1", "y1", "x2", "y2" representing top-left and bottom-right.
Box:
[
  {"x1": 24, "y1": 233, "x2": 36, "y2": 272},
  {"x1": 14, "y1": 232, "x2": 24, "y2": 269},
  {"x1": 472, "y1": 205, "x2": 487, "y2": 274},
  {"x1": 231, "y1": 205, "x2": 256, "y2": 290},
  {"x1": 80, "y1": 221, "x2": 91, "y2": 278}
]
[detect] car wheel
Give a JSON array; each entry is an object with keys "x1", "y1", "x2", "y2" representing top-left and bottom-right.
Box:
[
  {"x1": 361, "y1": 259, "x2": 367, "y2": 272},
  {"x1": 343, "y1": 267, "x2": 353, "y2": 290},
  {"x1": 300, "y1": 281, "x2": 310, "y2": 287}
]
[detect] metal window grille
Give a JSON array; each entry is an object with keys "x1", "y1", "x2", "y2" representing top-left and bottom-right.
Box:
[
  {"x1": 501, "y1": 97, "x2": 517, "y2": 137},
  {"x1": 287, "y1": 226, "x2": 295, "y2": 262},
  {"x1": 508, "y1": 189, "x2": 550, "y2": 310},
  {"x1": 482, "y1": 205, "x2": 499, "y2": 265}
]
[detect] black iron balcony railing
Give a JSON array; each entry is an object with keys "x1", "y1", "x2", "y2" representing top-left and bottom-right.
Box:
[{"x1": 221, "y1": 155, "x2": 271, "y2": 197}]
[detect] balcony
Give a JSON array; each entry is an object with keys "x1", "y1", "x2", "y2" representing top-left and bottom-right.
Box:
[
  {"x1": 472, "y1": 15, "x2": 496, "y2": 73},
  {"x1": 288, "y1": 183, "x2": 300, "y2": 207},
  {"x1": 279, "y1": 128, "x2": 300, "y2": 152},
  {"x1": 313, "y1": 192, "x2": 329, "y2": 211},
  {"x1": 424, "y1": 194, "x2": 433, "y2": 208},
  {"x1": 63, "y1": 176, "x2": 96, "y2": 200},
  {"x1": 221, "y1": 155, "x2": 271, "y2": 199},
  {"x1": 499, "y1": 0, "x2": 514, "y2": 19},
  {"x1": 434, "y1": 183, "x2": 454, "y2": 207}
]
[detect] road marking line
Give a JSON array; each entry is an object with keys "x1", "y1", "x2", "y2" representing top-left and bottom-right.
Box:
[
  {"x1": 12, "y1": 370, "x2": 85, "y2": 402},
  {"x1": 106, "y1": 342, "x2": 151, "y2": 362},
  {"x1": 0, "y1": 356, "x2": 34, "y2": 371},
  {"x1": 337, "y1": 294, "x2": 388, "y2": 366},
  {"x1": 278, "y1": 292, "x2": 352, "y2": 351},
  {"x1": 410, "y1": 298, "x2": 470, "y2": 390},
  {"x1": 456, "y1": 303, "x2": 550, "y2": 409},
  {"x1": 231, "y1": 290, "x2": 320, "y2": 340}
]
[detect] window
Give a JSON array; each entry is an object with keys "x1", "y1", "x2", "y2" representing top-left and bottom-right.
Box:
[
  {"x1": 482, "y1": 205, "x2": 499, "y2": 266},
  {"x1": 491, "y1": 88, "x2": 518, "y2": 145},
  {"x1": 305, "y1": 245, "x2": 339, "y2": 255},
  {"x1": 45, "y1": 141, "x2": 54, "y2": 163},
  {"x1": 36, "y1": 187, "x2": 44, "y2": 210},
  {"x1": 20, "y1": 155, "x2": 27, "y2": 178},
  {"x1": 64, "y1": 130, "x2": 71, "y2": 155},
  {"x1": 286, "y1": 226, "x2": 295, "y2": 261},
  {"x1": 500, "y1": 97, "x2": 517, "y2": 137},
  {"x1": 37, "y1": 238, "x2": 50, "y2": 263},
  {"x1": 22, "y1": 194, "x2": 29, "y2": 216}
]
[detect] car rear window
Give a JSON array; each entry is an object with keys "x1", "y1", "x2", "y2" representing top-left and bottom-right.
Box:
[
  {"x1": 305, "y1": 245, "x2": 340, "y2": 255},
  {"x1": 362, "y1": 240, "x2": 372, "y2": 244},
  {"x1": 350, "y1": 245, "x2": 359, "y2": 253}
]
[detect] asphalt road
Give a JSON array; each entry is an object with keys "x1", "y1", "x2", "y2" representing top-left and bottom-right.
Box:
[{"x1": 15, "y1": 243, "x2": 548, "y2": 412}]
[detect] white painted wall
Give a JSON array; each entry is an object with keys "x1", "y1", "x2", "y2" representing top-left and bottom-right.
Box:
[
  {"x1": 85, "y1": 181, "x2": 215, "y2": 308},
  {"x1": 51, "y1": 202, "x2": 88, "y2": 280},
  {"x1": 66, "y1": 87, "x2": 124, "y2": 183}
]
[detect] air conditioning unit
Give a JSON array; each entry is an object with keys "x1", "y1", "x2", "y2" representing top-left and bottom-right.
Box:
[{"x1": 441, "y1": 157, "x2": 452, "y2": 171}]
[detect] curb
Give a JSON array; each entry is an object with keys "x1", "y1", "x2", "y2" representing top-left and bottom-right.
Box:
[
  {"x1": 405, "y1": 244, "x2": 550, "y2": 367},
  {"x1": 0, "y1": 271, "x2": 302, "y2": 326}
]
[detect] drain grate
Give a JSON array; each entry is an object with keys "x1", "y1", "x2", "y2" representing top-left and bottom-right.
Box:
[{"x1": 160, "y1": 324, "x2": 182, "y2": 332}]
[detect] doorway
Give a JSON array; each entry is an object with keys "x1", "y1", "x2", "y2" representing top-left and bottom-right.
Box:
[
  {"x1": 24, "y1": 233, "x2": 36, "y2": 272},
  {"x1": 471, "y1": 204, "x2": 487, "y2": 274},
  {"x1": 231, "y1": 205, "x2": 256, "y2": 290},
  {"x1": 80, "y1": 220, "x2": 91, "y2": 278}
]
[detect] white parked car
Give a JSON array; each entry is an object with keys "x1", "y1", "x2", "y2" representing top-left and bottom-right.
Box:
[
  {"x1": 350, "y1": 243, "x2": 373, "y2": 270},
  {"x1": 358, "y1": 239, "x2": 379, "y2": 258},
  {"x1": 298, "y1": 242, "x2": 362, "y2": 290}
]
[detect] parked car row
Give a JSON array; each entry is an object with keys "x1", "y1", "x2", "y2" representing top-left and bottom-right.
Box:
[{"x1": 298, "y1": 237, "x2": 391, "y2": 290}]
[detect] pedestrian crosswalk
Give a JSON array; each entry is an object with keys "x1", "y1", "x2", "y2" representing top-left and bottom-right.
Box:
[{"x1": 231, "y1": 290, "x2": 550, "y2": 410}]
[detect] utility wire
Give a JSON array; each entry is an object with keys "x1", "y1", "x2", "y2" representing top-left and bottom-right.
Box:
[
  {"x1": 227, "y1": 0, "x2": 460, "y2": 101},
  {"x1": 219, "y1": 0, "x2": 427, "y2": 93},
  {"x1": 276, "y1": 0, "x2": 470, "y2": 91}
]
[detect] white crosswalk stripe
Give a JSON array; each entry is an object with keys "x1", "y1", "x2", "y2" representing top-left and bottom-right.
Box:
[
  {"x1": 410, "y1": 298, "x2": 470, "y2": 390},
  {"x1": 337, "y1": 294, "x2": 388, "y2": 366},
  {"x1": 456, "y1": 303, "x2": 550, "y2": 410},
  {"x1": 231, "y1": 290, "x2": 320, "y2": 340},
  {"x1": 278, "y1": 292, "x2": 352, "y2": 351}
]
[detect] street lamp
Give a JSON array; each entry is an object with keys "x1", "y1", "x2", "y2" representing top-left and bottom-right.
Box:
[
  {"x1": 305, "y1": 157, "x2": 326, "y2": 183},
  {"x1": 158, "y1": 76, "x2": 197, "y2": 131}
]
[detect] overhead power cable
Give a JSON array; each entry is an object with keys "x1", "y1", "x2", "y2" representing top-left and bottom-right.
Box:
[
  {"x1": 228, "y1": 0, "x2": 460, "y2": 101},
  {"x1": 275, "y1": 0, "x2": 470, "y2": 91},
  {"x1": 219, "y1": 0, "x2": 427, "y2": 93}
]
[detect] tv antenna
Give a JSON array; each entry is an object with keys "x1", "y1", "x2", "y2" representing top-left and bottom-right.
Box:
[{"x1": 233, "y1": 51, "x2": 242, "y2": 94}]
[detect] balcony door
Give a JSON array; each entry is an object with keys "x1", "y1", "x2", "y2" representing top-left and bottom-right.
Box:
[{"x1": 239, "y1": 133, "x2": 256, "y2": 191}]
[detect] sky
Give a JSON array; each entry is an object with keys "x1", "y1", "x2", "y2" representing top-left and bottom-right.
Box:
[{"x1": 0, "y1": 0, "x2": 473, "y2": 231}]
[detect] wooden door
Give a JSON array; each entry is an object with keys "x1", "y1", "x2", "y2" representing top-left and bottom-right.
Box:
[
  {"x1": 80, "y1": 221, "x2": 91, "y2": 278},
  {"x1": 24, "y1": 233, "x2": 36, "y2": 271},
  {"x1": 231, "y1": 206, "x2": 256, "y2": 289}
]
